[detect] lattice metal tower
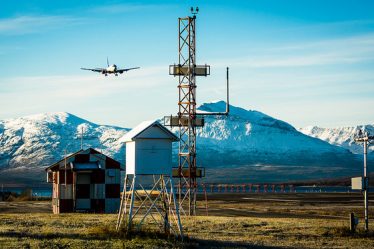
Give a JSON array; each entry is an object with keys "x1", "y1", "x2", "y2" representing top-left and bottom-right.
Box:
[
  {"x1": 168, "y1": 8, "x2": 208, "y2": 216},
  {"x1": 167, "y1": 8, "x2": 229, "y2": 216}
]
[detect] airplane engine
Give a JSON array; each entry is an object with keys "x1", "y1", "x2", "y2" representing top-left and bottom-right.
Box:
[{"x1": 119, "y1": 72, "x2": 123, "y2": 74}]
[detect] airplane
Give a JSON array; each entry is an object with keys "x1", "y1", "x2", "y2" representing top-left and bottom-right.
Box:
[{"x1": 81, "y1": 58, "x2": 140, "y2": 76}]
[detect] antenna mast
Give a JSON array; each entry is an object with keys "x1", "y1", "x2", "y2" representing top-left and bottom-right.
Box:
[{"x1": 355, "y1": 129, "x2": 374, "y2": 231}]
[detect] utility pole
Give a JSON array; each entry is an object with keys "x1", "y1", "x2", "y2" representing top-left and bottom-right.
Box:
[
  {"x1": 355, "y1": 129, "x2": 374, "y2": 231},
  {"x1": 80, "y1": 126, "x2": 84, "y2": 150},
  {"x1": 64, "y1": 149, "x2": 67, "y2": 187}
]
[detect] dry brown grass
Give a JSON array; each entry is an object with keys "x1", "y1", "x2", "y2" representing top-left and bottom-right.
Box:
[
  {"x1": 0, "y1": 194, "x2": 373, "y2": 248},
  {"x1": 0, "y1": 213, "x2": 186, "y2": 249},
  {"x1": 0, "y1": 211, "x2": 373, "y2": 248}
]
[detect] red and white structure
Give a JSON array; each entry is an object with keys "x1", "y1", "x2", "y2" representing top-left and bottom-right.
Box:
[{"x1": 46, "y1": 148, "x2": 122, "y2": 214}]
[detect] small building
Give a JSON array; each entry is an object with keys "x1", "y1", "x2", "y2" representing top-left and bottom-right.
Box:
[
  {"x1": 117, "y1": 120, "x2": 183, "y2": 236},
  {"x1": 45, "y1": 148, "x2": 122, "y2": 214},
  {"x1": 123, "y1": 120, "x2": 178, "y2": 175}
]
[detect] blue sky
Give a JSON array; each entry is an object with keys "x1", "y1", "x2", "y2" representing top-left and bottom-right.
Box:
[{"x1": 0, "y1": 0, "x2": 373, "y2": 128}]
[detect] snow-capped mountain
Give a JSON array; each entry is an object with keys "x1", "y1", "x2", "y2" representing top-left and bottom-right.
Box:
[
  {"x1": 189, "y1": 101, "x2": 362, "y2": 182},
  {"x1": 299, "y1": 125, "x2": 374, "y2": 154},
  {"x1": 0, "y1": 112, "x2": 128, "y2": 170},
  {"x1": 0, "y1": 101, "x2": 364, "y2": 183},
  {"x1": 198, "y1": 101, "x2": 340, "y2": 154}
]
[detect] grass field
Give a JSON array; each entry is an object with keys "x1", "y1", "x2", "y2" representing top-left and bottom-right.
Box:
[{"x1": 0, "y1": 193, "x2": 374, "y2": 248}]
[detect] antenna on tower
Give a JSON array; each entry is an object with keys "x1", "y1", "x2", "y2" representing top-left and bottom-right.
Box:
[{"x1": 190, "y1": 6, "x2": 199, "y2": 16}]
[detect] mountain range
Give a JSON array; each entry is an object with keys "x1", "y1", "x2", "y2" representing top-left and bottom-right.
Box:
[
  {"x1": 299, "y1": 125, "x2": 374, "y2": 154},
  {"x1": 0, "y1": 101, "x2": 369, "y2": 184}
]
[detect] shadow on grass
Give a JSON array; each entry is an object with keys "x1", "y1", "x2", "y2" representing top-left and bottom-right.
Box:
[
  {"x1": 190, "y1": 238, "x2": 295, "y2": 249},
  {"x1": 0, "y1": 227, "x2": 186, "y2": 247},
  {"x1": 322, "y1": 227, "x2": 374, "y2": 238},
  {"x1": 0, "y1": 230, "x2": 294, "y2": 249},
  {"x1": 0, "y1": 231, "x2": 102, "y2": 241}
]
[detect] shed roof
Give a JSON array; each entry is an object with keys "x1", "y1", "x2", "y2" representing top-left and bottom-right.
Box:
[
  {"x1": 123, "y1": 120, "x2": 178, "y2": 142},
  {"x1": 45, "y1": 149, "x2": 83, "y2": 171},
  {"x1": 45, "y1": 148, "x2": 121, "y2": 171}
]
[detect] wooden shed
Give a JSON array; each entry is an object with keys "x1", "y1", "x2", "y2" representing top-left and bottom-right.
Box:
[{"x1": 45, "y1": 148, "x2": 122, "y2": 214}]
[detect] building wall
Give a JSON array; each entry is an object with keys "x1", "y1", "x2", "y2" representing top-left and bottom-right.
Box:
[
  {"x1": 51, "y1": 171, "x2": 74, "y2": 214},
  {"x1": 105, "y1": 198, "x2": 120, "y2": 213},
  {"x1": 50, "y1": 149, "x2": 121, "y2": 214},
  {"x1": 126, "y1": 142, "x2": 136, "y2": 174},
  {"x1": 127, "y1": 139, "x2": 172, "y2": 175},
  {"x1": 136, "y1": 139, "x2": 172, "y2": 175}
]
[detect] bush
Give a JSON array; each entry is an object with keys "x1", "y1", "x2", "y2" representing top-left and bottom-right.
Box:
[
  {"x1": 88, "y1": 223, "x2": 186, "y2": 242},
  {"x1": 323, "y1": 226, "x2": 374, "y2": 238},
  {"x1": 5, "y1": 189, "x2": 33, "y2": 202}
]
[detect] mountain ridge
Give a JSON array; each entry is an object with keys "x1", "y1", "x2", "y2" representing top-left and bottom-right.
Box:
[
  {"x1": 0, "y1": 101, "x2": 366, "y2": 183},
  {"x1": 299, "y1": 124, "x2": 374, "y2": 154}
]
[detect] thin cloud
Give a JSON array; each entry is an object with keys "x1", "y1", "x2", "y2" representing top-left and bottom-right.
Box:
[
  {"x1": 213, "y1": 33, "x2": 374, "y2": 69},
  {"x1": 271, "y1": 33, "x2": 374, "y2": 51},
  {"x1": 0, "y1": 65, "x2": 169, "y2": 97},
  {"x1": 0, "y1": 15, "x2": 85, "y2": 35},
  {"x1": 277, "y1": 19, "x2": 374, "y2": 35},
  {"x1": 0, "y1": 65, "x2": 175, "y2": 124},
  {"x1": 89, "y1": 3, "x2": 166, "y2": 14}
]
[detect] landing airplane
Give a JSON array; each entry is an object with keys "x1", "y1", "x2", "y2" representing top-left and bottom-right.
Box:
[{"x1": 81, "y1": 58, "x2": 140, "y2": 76}]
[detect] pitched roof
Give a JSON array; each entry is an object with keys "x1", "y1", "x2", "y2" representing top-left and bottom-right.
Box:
[
  {"x1": 45, "y1": 149, "x2": 83, "y2": 171},
  {"x1": 123, "y1": 120, "x2": 178, "y2": 142},
  {"x1": 44, "y1": 148, "x2": 120, "y2": 171}
]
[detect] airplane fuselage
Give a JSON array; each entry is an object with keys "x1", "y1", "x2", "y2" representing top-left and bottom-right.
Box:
[
  {"x1": 81, "y1": 60, "x2": 139, "y2": 76},
  {"x1": 103, "y1": 65, "x2": 117, "y2": 73},
  {"x1": 100, "y1": 65, "x2": 123, "y2": 76}
]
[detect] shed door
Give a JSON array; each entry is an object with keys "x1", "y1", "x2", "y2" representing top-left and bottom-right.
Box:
[
  {"x1": 75, "y1": 173, "x2": 91, "y2": 210},
  {"x1": 136, "y1": 140, "x2": 172, "y2": 175}
]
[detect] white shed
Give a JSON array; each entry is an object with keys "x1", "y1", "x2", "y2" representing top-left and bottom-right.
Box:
[{"x1": 123, "y1": 120, "x2": 178, "y2": 175}]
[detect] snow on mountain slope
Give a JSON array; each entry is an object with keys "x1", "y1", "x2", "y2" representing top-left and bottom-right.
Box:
[
  {"x1": 299, "y1": 125, "x2": 374, "y2": 154},
  {"x1": 0, "y1": 112, "x2": 128, "y2": 169},
  {"x1": 196, "y1": 101, "x2": 347, "y2": 154},
  {"x1": 191, "y1": 101, "x2": 362, "y2": 182},
  {"x1": 0, "y1": 102, "x2": 363, "y2": 183}
]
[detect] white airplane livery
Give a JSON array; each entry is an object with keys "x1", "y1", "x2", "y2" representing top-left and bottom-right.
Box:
[{"x1": 81, "y1": 58, "x2": 140, "y2": 76}]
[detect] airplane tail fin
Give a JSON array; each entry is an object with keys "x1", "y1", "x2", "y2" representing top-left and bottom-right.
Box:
[{"x1": 107, "y1": 57, "x2": 109, "y2": 67}]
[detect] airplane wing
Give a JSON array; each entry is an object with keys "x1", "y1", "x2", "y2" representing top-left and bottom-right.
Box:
[
  {"x1": 117, "y1": 67, "x2": 140, "y2": 73},
  {"x1": 80, "y1": 68, "x2": 105, "y2": 72}
]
